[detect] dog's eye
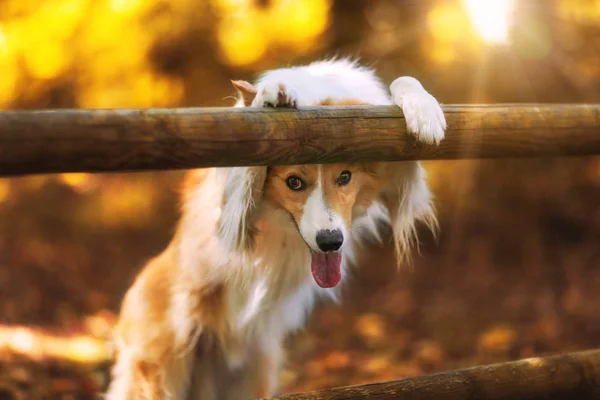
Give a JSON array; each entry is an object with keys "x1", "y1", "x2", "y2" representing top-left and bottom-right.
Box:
[
  {"x1": 286, "y1": 176, "x2": 305, "y2": 191},
  {"x1": 336, "y1": 170, "x2": 352, "y2": 186}
]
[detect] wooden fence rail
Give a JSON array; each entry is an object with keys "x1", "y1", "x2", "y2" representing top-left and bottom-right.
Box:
[
  {"x1": 0, "y1": 104, "x2": 599, "y2": 176},
  {"x1": 265, "y1": 349, "x2": 600, "y2": 400}
]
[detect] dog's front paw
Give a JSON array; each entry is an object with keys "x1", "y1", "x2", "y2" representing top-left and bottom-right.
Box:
[
  {"x1": 251, "y1": 82, "x2": 298, "y2": 108},
  {"x1": 390, "y1": 77, "x2": 446, "y2": 145}
]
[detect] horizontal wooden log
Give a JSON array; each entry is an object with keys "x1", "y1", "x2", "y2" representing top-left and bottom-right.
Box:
[
  {"x1": 266, "y1": 349, "x2": 600, "y2": 400},
  {"x1": 0, "y1": 104, "x2": 599, "y2": 176}
]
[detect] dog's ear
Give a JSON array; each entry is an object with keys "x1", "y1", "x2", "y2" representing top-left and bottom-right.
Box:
[
  {"x1": 218, "y1": 166, "x2": 267, "y2": 256},
  {"x1": 232, "y1": 80, "x2": 257, "y2": 107},
  {"x1": 380, "y1": 162, "x2": 438, "y2": 267}
]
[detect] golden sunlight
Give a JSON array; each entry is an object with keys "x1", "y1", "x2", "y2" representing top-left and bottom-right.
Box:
[
  {"x1": 0, "y1": 325, "x2": 111, "y2": 363},
  {"x1": 214, "y1": 0, "x2": 330, "y2": 66},
  {"x1": 558, "y1": 0, "x2": 600, "y2": 24},
  {"x1": 0, "y1": 24, "x2": 18, "y2": 107},
  {"x1": 464, "y1": 0, "x2": 513, "y2": 44}
]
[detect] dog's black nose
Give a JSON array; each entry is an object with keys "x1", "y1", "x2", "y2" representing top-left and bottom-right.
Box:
[{"x1": 316, "y1": 229, "x2": 344, "y2": 252}]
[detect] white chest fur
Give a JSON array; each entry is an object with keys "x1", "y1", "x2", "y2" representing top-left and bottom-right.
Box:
[{"x1": 223, "y1": 210, "x2": 323, "y2": 366}]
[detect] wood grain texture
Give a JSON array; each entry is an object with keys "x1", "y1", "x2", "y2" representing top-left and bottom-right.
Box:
[
  {"x1": 264, "y1": 349, "x2": 600, "y2": 400},
  {"x1": 0, "y1": 104, "x2": 599, "y2": 176}
]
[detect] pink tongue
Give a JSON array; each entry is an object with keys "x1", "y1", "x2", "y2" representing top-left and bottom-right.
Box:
[{"x1": 310, "y1": 251, "x2": 342, "y2": 288}]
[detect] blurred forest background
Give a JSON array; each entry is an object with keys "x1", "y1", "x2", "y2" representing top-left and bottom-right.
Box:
[{"x1": 0, "y1": 0, "x2": 600, "y2": 398}]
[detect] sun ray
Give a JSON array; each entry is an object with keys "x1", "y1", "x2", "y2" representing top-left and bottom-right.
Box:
[
  {"x1": 444, "y1": 48, "x2": 492, "y2": 258},
  {"x1": 549, "y1": 50, "x2": 598, "y2": 101},
  {"x1": 505, "y1": 50, "x2": 538, "y2": 103}
]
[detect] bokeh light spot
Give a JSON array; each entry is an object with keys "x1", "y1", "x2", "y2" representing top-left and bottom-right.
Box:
[{"x1": 465, "y1": 0, "x2": 513, "y2": 44}]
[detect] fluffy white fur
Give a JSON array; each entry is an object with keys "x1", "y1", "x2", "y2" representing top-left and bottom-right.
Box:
[{"x1": 105, "y1": 58, "x2": 446, "y2": 400}]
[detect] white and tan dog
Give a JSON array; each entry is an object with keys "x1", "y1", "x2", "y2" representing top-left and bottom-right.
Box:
[{"x1": 106, "y1": 58, "x2": 446, "y2": 400}]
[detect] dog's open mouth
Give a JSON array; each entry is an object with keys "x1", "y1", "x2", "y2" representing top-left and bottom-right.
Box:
[{"x1": 310, "y1": 250, "x2": 342, "y2": 288}]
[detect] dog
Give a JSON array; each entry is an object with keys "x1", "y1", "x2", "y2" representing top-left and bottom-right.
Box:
[{"x1": 105, "y1": 58, "x2": 446, "y2": 400}]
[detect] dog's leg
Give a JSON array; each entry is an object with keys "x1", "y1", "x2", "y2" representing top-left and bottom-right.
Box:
[
  {"x1": 385, "y1": 77, "x2": 444, "y2": 263},
  {"x1": 106, "y1": 347, "x2": 195, "y2": 400},
  {"x1": 106, "y1": 286, "x2": 197, "y2": 398},
  {"x1": 254, "y1": 344, "x2": 283, "y2": 398},
  {"x1": 220, "y1": 343, "x2": 282, "y2": 400},
  {"x1": 187, "y1": 352, "x2": 218, "y2": 400},
  {"x1": 105, "y1": 351, "x2": 165, "y2": 400},
  {"x1": 105, "y1": 346, "x2": 139, "y2": 400},
  {"x1": 390, "y1": 77, "x2": 447, "y2": 145}
]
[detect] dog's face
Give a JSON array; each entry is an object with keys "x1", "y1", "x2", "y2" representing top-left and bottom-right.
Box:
[{"x1": 262, "y1": 163, "x2": 385, "y2": 288}]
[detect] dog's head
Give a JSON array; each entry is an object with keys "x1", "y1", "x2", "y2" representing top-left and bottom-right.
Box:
[
  {"x1": 265, "y1": 164, "x2": 388, "y2": 288},
  {"x1": 219, "y1": 163, "x2": 385, "y2": 288},
  {"x1": 218, "y1": 80, "x2": 436, "y2": 289}
]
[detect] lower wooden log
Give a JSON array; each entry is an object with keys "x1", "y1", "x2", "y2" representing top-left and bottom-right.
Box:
[{"x1": 265, "y1": 349, "x2": 600, "y2": 400}]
